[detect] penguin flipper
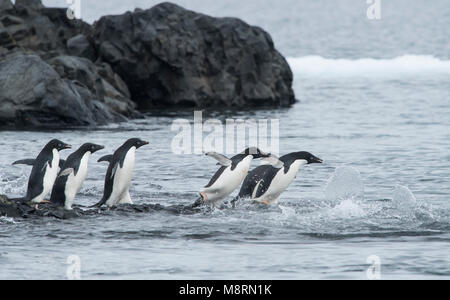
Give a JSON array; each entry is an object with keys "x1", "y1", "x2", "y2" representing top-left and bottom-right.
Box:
[
  {"x1": 12, "y1": 159, "x2": 35, "y2": 166},
  {"x1": 58, "y1": 168, "x2": 74, "y2": 177},
  {"x1": 205, "y1": 152, "x2": 232, "y2": 167},
  {"x1": 98, "y1": 155, "x2": 113, "y2": 163},
  {"x1": 261, "y1": 155, "x2": 284, "y2": 169}
]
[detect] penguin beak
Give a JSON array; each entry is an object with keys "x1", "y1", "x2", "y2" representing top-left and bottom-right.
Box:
[
  {"x1": 93, "y1": 145, "x2": 105, "y2": 153},
  {"x1": 311, "y1": 157, "x2": 323, "y2": 164},
  {"x1": 136, "y1": 140, "x2": 149, "y2": 149},
  {"x1": 254, "y1": 153, "x2": 271, "y2": 159},
  {"x1": 62, "y1": 144, "x2": 72, "y2": 150}
]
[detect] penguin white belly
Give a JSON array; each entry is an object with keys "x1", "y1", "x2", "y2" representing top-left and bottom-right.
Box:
[
  {"x1": 201, "y1": 156, "x2": 253, "y2": 204},
  {"x1": 118, "y1": 190, "x2": 132, "y2": 204},
  {"x1": 255, "y1": 160, "x2": 306, "y2": 205},
  {"x1": 64, "y1": 152, "x2": 90, "y2": 210},
  {"x1": 106, "y1": 147, "x2": 135, "y2": 206},
  {"x1": 32, "y1": 149, "x2": 60, "y2": 203}
]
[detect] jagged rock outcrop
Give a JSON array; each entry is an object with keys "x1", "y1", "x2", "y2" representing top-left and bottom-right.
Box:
[
  {"x1": 0, "y1": 0, "x2": 90, "y2": 54},
  {"x1": 0, "y1": 0, "x2": 295, "y2": 128},
  {"x1": 0, "y1": 0, "x2": 139, "y2": 127},
  {"x1": 93, "y1": 2, "x2": 295, "y2": 108},
  {"x1": 0, "y1": 53, "x2": 136, "y2": 127}
]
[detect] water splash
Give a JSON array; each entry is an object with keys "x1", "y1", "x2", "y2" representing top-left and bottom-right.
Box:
[
  {"x1": 392, "y1": 185, "x2": 417, "y2": 210},
  {"x1": 0, "y1": 216, "x2": 17, "y2": 224},
  {"x1": 0, "y1": 169, "x2": 28, "y2": 197},
  {"x1": 329, "y1": 199, "x2": 366, "y2": 218},
  {"x1": 324, "y1": 166, "x2": 364, "y2": 204},
  {"x1": 390, "y1": 185, "x2": 434, "y2": 222}
]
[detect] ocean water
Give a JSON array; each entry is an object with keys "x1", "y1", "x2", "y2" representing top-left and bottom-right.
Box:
[{"x1": 1, "y1": 0, "x2": 449, "y2": 279}]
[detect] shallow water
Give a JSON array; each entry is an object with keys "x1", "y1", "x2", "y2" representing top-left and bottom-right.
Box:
[{"x1": 1, "y1": 0, "x2": 450, "y2": 279}]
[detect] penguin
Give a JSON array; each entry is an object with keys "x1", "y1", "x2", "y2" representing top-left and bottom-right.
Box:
[
  {"x1": 50, "y1": 143, "x2": 105, "y2": 210},
  {"x1": 194, "y1": 147, "x2": 271, "y2": 207},
  {"x1": 93, "y1": 138, "x2": 149, "y2": 207},
  {"x1": 234, "y1": 151, "x2": 323, "y2": 205},
  {"x1": 14, "y1": 139, "x2": 72, "y2": 204}
]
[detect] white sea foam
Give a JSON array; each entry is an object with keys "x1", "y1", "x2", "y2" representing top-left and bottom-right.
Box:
[
  {"x1": 0, "y1": 216, "x2": 17, "y2": 224},
  {"x1": 287, "y1": 55, "x2": 450, "y2": 77}
]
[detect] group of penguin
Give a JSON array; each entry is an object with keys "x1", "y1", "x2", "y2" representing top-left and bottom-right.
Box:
[{"x1": 10, "y1": 138, "x2": 323, "y2": 211}]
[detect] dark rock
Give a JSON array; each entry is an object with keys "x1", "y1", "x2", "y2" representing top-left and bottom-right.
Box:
[
  {"x1": 47, "y1": 55, "x2": 136, "y2": 117},
  {"x1": 0, "y1": 1, "x2": 296, "y2": 128},
  {"x1": 0, "y1": 194, "x2": 202, "y2": 220},
  {"x1": 67, "y1": 34, "x2": 96, "y2": 61},
  {"x1": 1, "y1": 0, "x2": 90, "y2": 55},
  {"x1": 0, "y1": 0, "x2": 13, "y2": 12},
  {"x1": 0, "y1": 0, "x2": 14, "y2": 12},
  {"x1": 15, "y1": 0, "x2": 43, "y2": 10},
  {"x1": 0, "y1": 194, "x2": 34, "y2": 218},
  {"x1": 93, "y1": 2, "x2": 295, "y2": 108},
  {"x1": 0, "y1": 53, "x2": 136, "y2": 127}
]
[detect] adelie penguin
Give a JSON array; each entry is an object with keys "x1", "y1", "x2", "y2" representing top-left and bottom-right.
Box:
[
  {"x1": 12, "y1": 139, "x2": 71, "y2": 204},
  {"x1": 193, "y1": 147, "x2": 271, "y2": 207},
  {"x1": 50, "y1": 143, "x2": 105, "y2": 210},
  {"x1": 233, "y1": 151, "x2": 323, "y2": 205},
  {"x1": 93, "y1": 138, "x2": 149, "y2": 207}
]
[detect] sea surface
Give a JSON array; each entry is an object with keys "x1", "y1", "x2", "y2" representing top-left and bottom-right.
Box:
[{"x1": 1, "y1": 0, "x2": 449, "y2": 279}]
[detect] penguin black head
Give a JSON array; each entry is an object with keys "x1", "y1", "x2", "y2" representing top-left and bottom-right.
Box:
[
  {"x1": 125, "y1": 138, "x2": 149, "y2": 149},
  {"x1": 79, "y1": 143, "x2": 105, "y2": 154},
  {"x1": 292, "y1": 151, "x2": 323, "y2": 164},
  {"x1": 46, "y1": 139, "x2": 72, "y2": 151},
  {"x1": 242, "y1": 147, "x2": 271, "y2": 159}
]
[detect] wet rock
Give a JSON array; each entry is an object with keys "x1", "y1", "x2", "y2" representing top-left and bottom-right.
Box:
[
  {"x1": 93, "y1": 2, "x2": 295, "y2": 108},
  {"x1": 0, "y1": 195, "x2": 35, "y2": 218},
  {"x1": 0, "y1": 194, "x2": 202, "y2": 220}
]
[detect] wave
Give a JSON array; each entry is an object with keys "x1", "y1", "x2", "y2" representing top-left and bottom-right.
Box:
[{"x1": 287, "y1": 55, "x2": 450, "y2": 77}]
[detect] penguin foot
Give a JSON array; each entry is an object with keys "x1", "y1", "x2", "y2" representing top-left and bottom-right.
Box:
[
  {"x1": 200, "y1": 192, "x2": 206, "y2": 202},
  {"x1": 191, "y1": 194, "x2": 206, "y2": 208}
]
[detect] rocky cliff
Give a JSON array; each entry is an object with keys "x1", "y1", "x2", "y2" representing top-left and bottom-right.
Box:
[{"x1": 0, "y1": 0, "x2": 295, "y2": 127}]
